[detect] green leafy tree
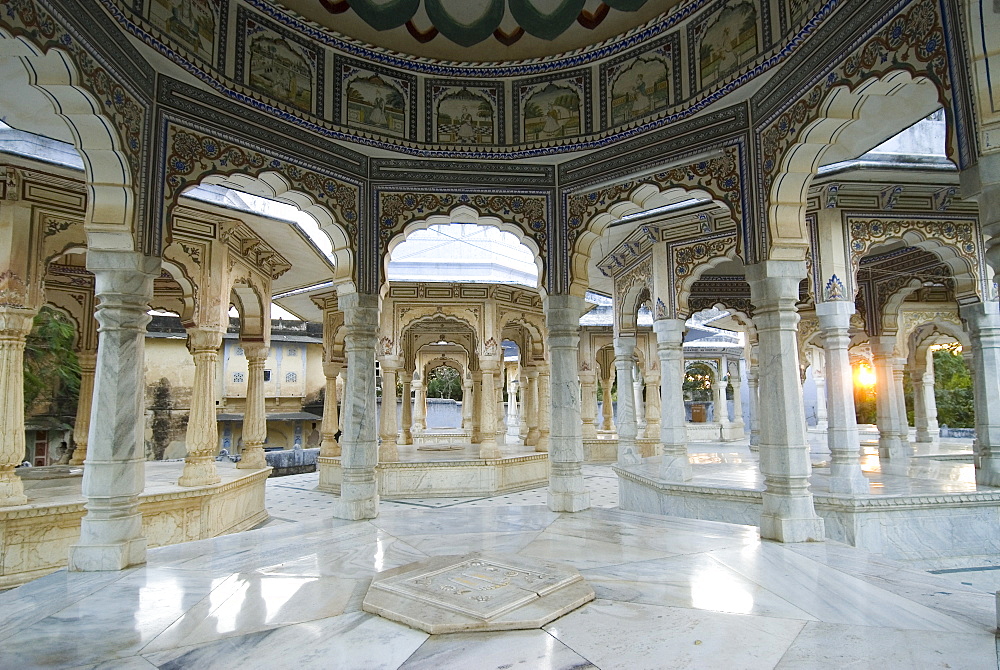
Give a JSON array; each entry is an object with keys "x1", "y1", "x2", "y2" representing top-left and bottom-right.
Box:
[
  {"x1": 933, "y1": 347, "x2": 974, "y2": 428},
  {"x1": 426, "y1": 365, "x2": 463, "y2": 400},
  {"x1": 23, "y1": 306, "x2": 80, "y2": 418}
]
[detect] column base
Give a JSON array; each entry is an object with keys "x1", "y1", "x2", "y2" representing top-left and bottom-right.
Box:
[
  {"x1": 237, "y1": 447, "x2": 267, "y2": 469},
  {"x1": 617, "y1": 440, "x2": 641, "y2": 466},
  {"x1": 828, "y1": 469, "x2": 870, "y2": 495},
  {"x1": 659, "y1": 455, "x2": 692, "y2": 482},
  {"x1": 332, "y1": 495, "x2": 380, "y2": 520},
  {"x1": 333, "y1": 467, "x2": 379, "y2": 520},
  {"x1": 760, "y1": 512, "x2": 825, "y2": 543},
  {"x1": 68, "y1": 449, "x2": 87, "y2": 466},
  {"x1": 975, "y1": 460, "x2": 1000, "y2": 487},
  {"x1": 68, "y1": 537, "x2": 146, "y2": 571},
  {"x1": 0, "y1": 472, "x2": 27, "y2": 506},
  {"x1": 878, "y1": 436, "x2": 908, "y2": 460},
  {"x1": 379, "y1": 442, "x2": 399, "y2": 462},
  {"x1": 548, "y1": 489, "x2": 591, "y2": 512},
  {"x1": 479, "y1": 445, "x2": 503, "y2": 459},
  {"x1": 178, "y1": 457, "x2": 221, "y2": 486}
]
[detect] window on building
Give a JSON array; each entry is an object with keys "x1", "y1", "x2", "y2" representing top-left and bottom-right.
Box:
[
  {"x1": 236, "y1": 346, "x2": 244, "y2": 356},
  {"x1": 287, "y1": 347, "x2": 298, "y2": 356},
  {"x1": 233, "y1": 372, "x2": 245, "y2": 383},
  {"x1": 264, "y1": 370, "x2": 271, "y2": 382},
  {"x1": 285, "y1": 371, "x2": 298, "y2": 383}
]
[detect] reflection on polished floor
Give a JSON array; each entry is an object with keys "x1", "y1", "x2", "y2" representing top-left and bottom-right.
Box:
[{"x1": 2, "y1": 500, "x2": 999, "y2": 667}]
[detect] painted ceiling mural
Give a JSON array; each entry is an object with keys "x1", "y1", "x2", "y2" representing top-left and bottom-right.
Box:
[{"x1": 110, "y1": 0, "x2": 832, "y2": 157}]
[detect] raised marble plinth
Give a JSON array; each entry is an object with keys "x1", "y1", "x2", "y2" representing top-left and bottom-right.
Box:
[
  {"x1": 0, "y1": 462, "x2": 270, "y2": 589},
  {"x1": 317, "y1": 453, "x2": 548, "y2": 498},
  {"x1": 413, "y1": 431, "x2": 472, "y2": 447},
  {"x1": 615, "y1": 462, "x2": 1000, "y2": 562},
  {"x1": 582, "y1": 438, "x2": 658, "y2": 462},
  {"x1": 363, "y1": 553, "x2": 594, "y2": 634}
]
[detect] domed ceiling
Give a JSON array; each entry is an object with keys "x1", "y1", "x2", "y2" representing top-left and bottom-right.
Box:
[{"x1": 277, "y1": 0, "x2": 672, "y2": 61}]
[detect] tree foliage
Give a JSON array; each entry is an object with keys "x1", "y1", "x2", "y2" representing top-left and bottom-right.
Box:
[
  {"x1": 426, "y1": 365, "x2": 463, "y2": 400},
  {"x1": 23, "y1": 306, "x2": 80, "y2": 417},
  {"x1": 933, "y1": 347, "x2": 973, "y2": 428}
]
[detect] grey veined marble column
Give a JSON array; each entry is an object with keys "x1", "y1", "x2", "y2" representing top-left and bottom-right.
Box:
[
  {"x1": 816, "y1": 300, "x2": 868, "y2": 494},
  {"x1": 332, "y1": 292, "x2": 380, "y2": 521},
  {"x1": 613, "y1": 335, "x2": 640, "y2": 465},
  {"x1": 654, "y1": 318, "x2": 691, "y2": 481},
  {"x1": 747, "y1": 357, "x2": 760, "y2": 451},
  {"x1": 746, "y1": 261, "x2": 824, "y2": 543},
  {"x1": 961, "y1": 302, "x2": 1000, "y2": 486},
  {"x1": 69, "y1": 251, "x2": 159, "y2": 571},
  {"x1": 871, "y1": 337, "x2": 907, "y2": 461},
  {"x1": 239, "y1": 342, "x2": 269, "y2": 469},
  {"x1": 545, "y1": 294, "x2": 590, "y2": 512}
]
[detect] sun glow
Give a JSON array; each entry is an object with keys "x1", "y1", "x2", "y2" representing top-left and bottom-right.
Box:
[{"x1": 855, "y1": 363, "x2": 876, "y2": 388}]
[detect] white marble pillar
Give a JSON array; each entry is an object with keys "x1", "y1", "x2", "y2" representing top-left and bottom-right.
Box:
[
  {"x1": 816, "y1": 300, "x2": 868, "y2": 494},
  {"x1": 459, "y1": 375, "x2": 472, "y2": 432},
  {"x1": 238, "y1": 342, "x2": 269, "y2": 469},
  {"x1": 579, "y1": 371, "x2": 598, "y2": 439},
  {"x1": 332, "y1": 292, "x2": 379, "y2": 521},
  {"x1": 711, "y1": 380, "x2": 729, "y2": 426},
  {"x1": 633, "y1": 373, "x2": 646, "y2": 433},
  {"x1": 518, "y1": 373, "x2": 529, "y2": 440},
  {"x1": 654, "y1": 318, "x2": 691, "y2": 481},
  {"x1": 871, "y1": 338, "x2": 907, "y2": 460},
  {"x1": 813, "y1": 370, "x2": 829, "y2": 431},
  {"x1": 69, "y1": 251, "x2": 159, "y2": 571},
  {"x1": 178, "y1": 328, "x2": 224, "y2": 486},
  {"x1": 469, "y1": 372, "x2": 481, "y2": 443},
  {"x1": 479, "y1": 366, "x2": 502, "y2": 458},
  {"x1": 320, "y1": 362, "x2": 342, "y2": 457},
  {"x1": 506, "y1": 376, "x2": 520, "y2": 441},
  {"x1": 920, "y1": 369, "x2": 939, "y2": 440},
  {"x1": 892, "y1": 359, "x2": 909, "y2": 445},
  {"x1": 746, "y1": 261, "x2": 824, "y2": 543},
  {"x1": 961, "y1": 302, "x2": 1000, "y2": 486},
  {"x1": 536, "y1": 368, "x2": 552, "y2": 453},
  {"x1": 613, "y1": 335, "x2": 640, "y2": 465},
  {"x1": 728, "y1": 370, "x2": 744, "y2": 433},
  {"x1": 0, "y1": 306, "x2": 35, "y2": 506},
  {"x1": 400, "y1": 375, "x2": 413, "y2": 445},
  {"x1": 545, "y1": 295, "x2": 590, "y2": 511},
  {"x1": 525, "y1": 369, "x2": 540, "y2": 446},
  {"x1": 599, "y1": 368, "x2": 616, "y2": 432},
  {"x1": 747, "y1": 361, "x2": 760, "y2": 451},
  {"x1": 644, "y1": 376, "x2": 661, "y2": 440},
  {"x1": 68, "y1": 351, "x2": 97, "y2": 466},
  {"x1": 378, "y1": 367, "x2": 399, "y2": 461},
  {"x1": 412, "y1": 372, "x2": 426, "y2": 432},
  {"x1": 911, "y1": 368, "x2": 930, "y2": 443},
  {"x1": 496, "y1": 371, "x2": 506, "y2": 437}
]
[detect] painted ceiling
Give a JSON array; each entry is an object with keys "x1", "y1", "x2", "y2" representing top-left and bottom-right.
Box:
[{"x1": 275, "y1": 0, "x2": 672, "y2": 61}]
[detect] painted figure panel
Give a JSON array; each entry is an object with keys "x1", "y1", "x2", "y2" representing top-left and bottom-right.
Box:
[
  {"x1": 243, "y1": 19, "x2": 316, "y2": 112},
  {"x1": 518, "y1": 78, "x2": 586, "y2": 143},
  {"x1": 149, "y1": 0, "x2": 217, "y2": 62},
  {"x1": 694, "y1": 1, "x2": 759, "y2": 90},
  {"x1": 344, "y1": 68, "x2": 410, "y2": 139},
  {"x1": 430, "y1": 85, "x2": 500, "y2": 145},
  {"x1": 609, "y1": 56, "x2": 671, "y2": 126}
]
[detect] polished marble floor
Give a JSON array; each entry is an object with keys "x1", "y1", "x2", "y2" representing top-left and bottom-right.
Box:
[{"x1": 4, "y1": 434, "x2": 998, "y2": 669}]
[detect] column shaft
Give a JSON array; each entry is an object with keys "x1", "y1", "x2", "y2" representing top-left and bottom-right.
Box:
[
  {"x1": 68, "y1": 352, "x2": 97, "y2": 466},
  {"x1": 746, "y1": 261, "x2": 824, "y2": 543},
  {"x1": 332, "y1": 293, "x2": 379, "y2": 520},
  {"x1": 599, "y1": 373, "x2": 615, "y2": 431},
  {"x1": 478, "y1": 368, "x2": 501, "y2": 458},
  {"x1": 816, "y1": 301, "x2": 868, "y2": 494},
  {"x1": 0, "y1": 308, "x2": 34, "y2": 505},
  {"x1": 613, "y1": 335, "x2": 640, "y2": 465},
  {"x1": 644, "y1": 379, "x2": 661, "y2": 440},
  {"x1": 400, "y1": 378, "x2": 413, "y2": 444},
  {"x1": 69, "y1": 252, "x2": 159, "y2": 571},
  {"x1": 545, "y1": 295, "x2": 590, "y2": 511},
  {"x1": 536, "y1": 369, "x2": 551, "y2": 452},
  {"x1": 525, "y1": 370, "x2": 540, "y2": 446},
  {"x1": 654, "y1": 318, "x2": 691, "y2": 480},
  {"x1": 579, "y1": 373, "x2": 598, "y2": 439},
  {"x1": 320, "y1": 363, "x2": 342, "y2": 457},
  {"x1": 961, "y1": 302, "x2": 1000, "y2": 486},
  {"x1": 178, "y1": 329, "x2": 224, "y2": 485},
  {"x1": 378, "y1": 367, "x2": 399, "y2": 461},
  {"x1": 872, "y1": 338, "x2": 907, "y2": 460},
  {"x1": 239, "y1": 342, "x2": 269, "y2": 469}
]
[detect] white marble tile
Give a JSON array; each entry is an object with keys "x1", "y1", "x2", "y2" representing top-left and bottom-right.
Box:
[
  {"x1": 401, "y1": 530, "x2": 543, "y2": 556},
  {"x1": 708, "y1": 543, "x2": 983, "y2": 632},
  {"x1": 142, "y1": 573, "x2": 368, "y2": 653},
  {"x1": 371, "y1": 505, "x2": 560, "y2": 536},
  {"x1": 255, "y1": 529, "x2": 428, "y2": 579},
  {"x1": 542, "y1": 514, "x2": 756, "y2": 555},
  {"x1": 544, "y1": 598, "x2": 805, "y2": 670},
  {"x1": 69, "y1": 656, "x2": 159, "y2": 670},
  {"x1": 518, "y1": 531, "x2": 675, "y2": 570},
  {"x1": 581, "y1": 554, "x2": 816, "y2": 620},
  {"x1": 398, "y1": 629, "x2": 596, "y2": 669},
  {"x1": 143, "y1": 611, "x2": 427, "y2": 670},
  {"x1": 775, "y1": 621, "x2": 997, "y2": 669}
]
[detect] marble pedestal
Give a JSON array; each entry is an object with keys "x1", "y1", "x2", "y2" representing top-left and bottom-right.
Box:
[{"x1": 363, "y1": 553, "x2": 594, "y2": 634}]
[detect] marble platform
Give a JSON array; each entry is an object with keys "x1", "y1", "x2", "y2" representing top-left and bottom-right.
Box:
[
  {"x1": 583, "y1": 437, "x2": 659, "y2": 462},
  {"x1": 616, "y1": 437, "x2": 1000, "y2": 564},
  {"x1": 1, "y1": 504, "x2": 996, "y2": 669},
  {"x1": 0, "y1": 461, "x2": 270, "y2": 589},
  {"x1": 318, "y1": 443, "x2": 549, "y2": 498}
]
